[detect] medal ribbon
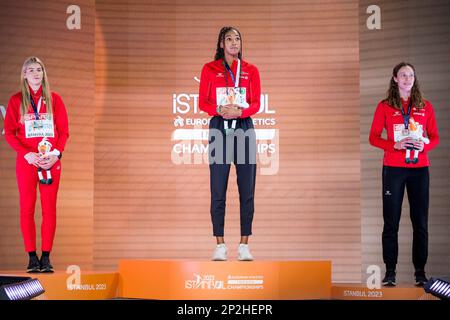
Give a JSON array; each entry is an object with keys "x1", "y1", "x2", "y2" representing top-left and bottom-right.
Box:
[
  {"x1": 29, "y1": 95, "x2": 42, "y2": 120},
  {"x1": 401, "y1": 99, "x2": 413, "y2": 130},
  {"x1": 223, "y1": 59, "x2": 241, "y2": 132}
]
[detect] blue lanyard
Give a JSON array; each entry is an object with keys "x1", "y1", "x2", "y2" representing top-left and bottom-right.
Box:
[
  {"x1": 30, "y1": 95, "x2": 41, "y2": 120},
  {"x1": 224, "y1": 61, "x2": 237, "y2": 88},
  {"x1": 401, "y1": 99, "x2": 413, "y2": 130}
]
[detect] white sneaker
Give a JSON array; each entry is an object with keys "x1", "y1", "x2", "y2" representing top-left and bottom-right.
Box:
[
  {"x1": 212, "y1": 244, "x2": 227, "y2": 261},
  {"x1": 238, "y1": 244, "x2": 254, "y2": 261}
]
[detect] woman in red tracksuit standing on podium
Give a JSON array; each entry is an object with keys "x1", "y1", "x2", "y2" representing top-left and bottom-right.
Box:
[
  {"x1": 369, "y1": 62, "x2": 439, "y2": 287},
  {"x1": 4, "y1": 57, "x2": 69, "y2": 273},
  {"x1": 199, "y1": 27, "x2": 261, "y2": 261}
]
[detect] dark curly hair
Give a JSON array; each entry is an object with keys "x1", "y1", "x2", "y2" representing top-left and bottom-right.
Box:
[{"x1": 384, "y1": 62, "x2": 425, "y2": 110}]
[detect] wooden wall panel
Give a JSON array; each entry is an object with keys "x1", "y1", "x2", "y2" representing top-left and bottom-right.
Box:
[
  {"x1": 2, "y1": 1, "x2": 446, "y2": 285},
  {"x1": 94, "y1": 0, "x2": 361, "y2": 282},
  {"x1": 0, "y1": 0, "x2": 95, "y2": 270},
  {"x1": 360, "y1": 0, "x2": 450, "y2": 282}
]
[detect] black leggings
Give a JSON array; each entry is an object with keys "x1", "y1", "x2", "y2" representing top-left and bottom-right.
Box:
[
  {"x1": 208, "y1": 116, "x2": 257, "y2": 237},
  {"x1": 382, "y1": 166, "x2": 429, "y2": 271}
]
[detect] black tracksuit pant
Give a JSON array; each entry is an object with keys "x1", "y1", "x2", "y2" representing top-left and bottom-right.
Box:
[
  {"x1": 208, "y1": 116, "x2": 256, "y2": 237},
  {"x1": 382, "y1": 166, "x2": 429, "y2": 271}
]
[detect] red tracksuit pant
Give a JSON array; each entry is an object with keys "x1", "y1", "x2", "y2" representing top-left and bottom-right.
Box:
[{"x1": 16, "y1": 156, "x2": 61, "y2": 252}]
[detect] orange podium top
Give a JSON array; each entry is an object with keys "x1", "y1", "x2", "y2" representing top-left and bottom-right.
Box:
[
  {"x1": 332, "y1": 283, "x2": 439, "y2": 300},
  {"x1": 118, "y1": 260, "x2": 332, "y2": 300}
]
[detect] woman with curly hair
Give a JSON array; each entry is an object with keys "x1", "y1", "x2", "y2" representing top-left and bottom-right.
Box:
[{"x1": 369, "y1": 62, "x2": 439, "y2": 286}]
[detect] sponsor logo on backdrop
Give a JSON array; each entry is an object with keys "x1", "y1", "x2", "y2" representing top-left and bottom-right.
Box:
[
  {"x1": 171, "y1": 77, "x2": 279, "y2": 175},
  {"x1": 185, "y1": 273, "x2": 264, "y2": 290}
]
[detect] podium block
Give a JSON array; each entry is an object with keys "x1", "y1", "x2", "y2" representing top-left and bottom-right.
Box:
[
  {"x1": 331, "y1": 283, "x2": 439, "y2": 300},
  {"x1": 118, "y1": 260, "x2": 331, "y2": 300}
]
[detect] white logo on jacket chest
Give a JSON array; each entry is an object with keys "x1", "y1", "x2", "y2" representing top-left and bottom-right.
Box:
[{"x1": 216, "y1": 73, "x2": 224, "y2": 78}]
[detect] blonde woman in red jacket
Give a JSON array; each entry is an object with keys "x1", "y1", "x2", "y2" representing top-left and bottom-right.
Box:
[
  {"x1": 369, "y1": 62, "x2": 439, "y2": 287},
  {"x1": 199, "y1": 27, "x2": 261, "y2": 261},
  {"x1": 4, "y1": 57, "x2": 69, "y2": 273}
]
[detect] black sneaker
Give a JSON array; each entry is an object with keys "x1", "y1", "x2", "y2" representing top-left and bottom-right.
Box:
[
  {"x1": 27, "y1": 255, "x2": 41, "y2": 273},
  {"x1": 40, "y1": 256, "x2": 54, "y2": 273},
  {"x1": 414, "y1": 270, "x2": 428, "y2": 287},
  {"x1": 382, "y1": 270, "x2": 396, "y2": 286}
]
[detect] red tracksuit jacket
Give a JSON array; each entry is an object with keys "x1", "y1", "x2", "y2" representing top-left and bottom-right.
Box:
[
  {"x1": 199, "y1": 58, "x2": 261, "y2": 118},
  {"x1": 369, "y1": 98, "x2": 439, "y2": 167},
  {"x1": 4, "y1": 86, "x2": 69, "y2": 157}
]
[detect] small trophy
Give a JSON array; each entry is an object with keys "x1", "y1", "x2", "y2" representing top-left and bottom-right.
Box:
[{"x1": 37, "y1": 137, "x2": 53, "y2": 185}]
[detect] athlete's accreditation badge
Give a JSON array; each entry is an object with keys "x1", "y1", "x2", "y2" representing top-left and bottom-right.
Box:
[
  {"x1": 24, "y1": 113, "x2": 55, "y2": 138},
  {"x1": 216, "y1": 87, "x2": 248, "y2": 108}
]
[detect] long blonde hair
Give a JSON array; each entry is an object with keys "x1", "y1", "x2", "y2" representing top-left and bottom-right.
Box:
[{"x1": 20, "y1": 57, "x2": 52, "y2": 118}]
